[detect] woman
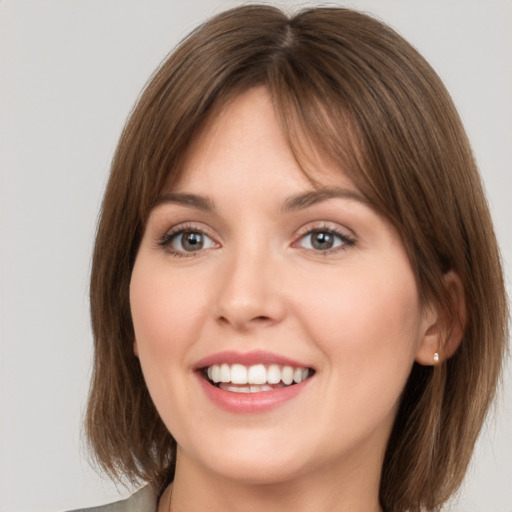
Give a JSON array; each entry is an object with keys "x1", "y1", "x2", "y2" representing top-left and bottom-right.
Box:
[{"x1": 79, "y1": 5, "x2": 508, "y2": 512}]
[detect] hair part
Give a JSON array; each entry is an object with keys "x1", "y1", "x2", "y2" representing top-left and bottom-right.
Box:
[{"x1": 86, "y1": 5, "x2": 508, "y2": 510}]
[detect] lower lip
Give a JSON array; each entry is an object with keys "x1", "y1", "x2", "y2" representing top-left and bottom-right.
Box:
[{"x1": 196, "y1": 374, "x2": 312, "y2": 413}]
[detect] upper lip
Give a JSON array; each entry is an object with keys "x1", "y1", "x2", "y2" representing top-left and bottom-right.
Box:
[{"x1": 194, "y1": 350, "x2": 313, "y2": 370}]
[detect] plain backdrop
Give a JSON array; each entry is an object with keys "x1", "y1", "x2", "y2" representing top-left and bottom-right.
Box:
[{"x1": 0, "y1": 1, "x2": 511, "y2": 511}]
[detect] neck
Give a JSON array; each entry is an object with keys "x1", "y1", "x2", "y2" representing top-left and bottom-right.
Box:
[{"x1": 164, "y1": 450, "x2": 383, "y2": 512}]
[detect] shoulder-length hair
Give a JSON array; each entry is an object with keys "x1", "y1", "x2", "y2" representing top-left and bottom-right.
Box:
[{"x1": 86, "y1": 5, "x2": 508, "y2": 511}]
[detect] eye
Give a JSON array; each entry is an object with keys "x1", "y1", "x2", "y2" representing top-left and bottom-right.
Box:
[
  {"x1": 161, "y1": 228, "x2": 217, "y2": 255},
  {"x1": 297, "y1": 228, "x2": 353, "y2": 252}
]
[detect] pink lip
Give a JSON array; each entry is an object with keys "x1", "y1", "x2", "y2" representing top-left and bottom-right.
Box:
[
  {"x1": 196, "y1": 373, "x2": 312, "y2": 413},
  {"x1": 193, "y1": 350, "x2": 314, "y2": 414},
  {"x1": 194, "y1": 350, "x2": 311, "y2": 370}
]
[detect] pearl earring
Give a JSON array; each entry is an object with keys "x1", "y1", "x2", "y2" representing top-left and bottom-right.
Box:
[{"x1": 433, "y1": 352, "x2": 439, "y2": 364}]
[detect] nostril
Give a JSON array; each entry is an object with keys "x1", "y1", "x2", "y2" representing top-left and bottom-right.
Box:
[{"x1": 216, "y1": 314, "x2": 273, "y2": 328}]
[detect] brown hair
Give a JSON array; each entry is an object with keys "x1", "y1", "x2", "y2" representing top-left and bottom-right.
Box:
[{"x1": 86, "y1": 5, "x2": 508, "y2": 511}]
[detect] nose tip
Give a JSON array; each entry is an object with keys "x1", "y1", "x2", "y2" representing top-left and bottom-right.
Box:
[
  {"x1": 215, "y1": 258, "x2": 286, "y2": 331},
  {"x1": 217, "y1": 306, "x2": 277, "y2": 331}
]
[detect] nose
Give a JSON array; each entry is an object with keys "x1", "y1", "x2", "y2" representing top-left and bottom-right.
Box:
[{"x1": 214, "y1": 246, "x2": 286, "y2": 331}]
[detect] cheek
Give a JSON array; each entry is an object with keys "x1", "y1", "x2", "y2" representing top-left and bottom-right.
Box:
[
  {"x1": 129, "y1": 256, "x2": 211, "y2": 433},
  {"x1": 295, "y1": 262, "x2": 422, "y2": 391},
  {"x1": 130, "y1": 259, "x2": 206, "y2": 359}
]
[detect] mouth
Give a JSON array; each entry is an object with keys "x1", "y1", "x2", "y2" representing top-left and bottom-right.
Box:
[{"x1": 201, "y1": 363, "x2": 314, "y2": 393}]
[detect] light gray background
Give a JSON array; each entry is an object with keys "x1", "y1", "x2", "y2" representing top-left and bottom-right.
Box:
[{"x1": 1, "y1": 1, "x2": 510, "y2": 511}]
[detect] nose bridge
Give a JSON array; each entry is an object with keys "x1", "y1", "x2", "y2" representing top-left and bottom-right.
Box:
[{"x1": 215, "y1": 234, "x2": 284, "y2": 329}]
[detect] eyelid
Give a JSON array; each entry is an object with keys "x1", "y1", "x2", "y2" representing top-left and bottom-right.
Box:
[
  {"x1": 156, "y1": 222, "x2": 220, "y2": 256},
  {"x1": 292, "y1": 222, "x2": 356, "y2": 253},
  {"x1": 294, "y1": 220, "x2": 355, "y2": 239}
]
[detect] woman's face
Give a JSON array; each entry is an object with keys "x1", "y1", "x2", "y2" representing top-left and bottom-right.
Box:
[{"x1": 130, "y1": 87, "x2": 433, "y2": 486}]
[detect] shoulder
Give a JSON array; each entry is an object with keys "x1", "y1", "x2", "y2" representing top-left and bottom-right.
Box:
[{"x1": 67, "y1": 486, "x2": 157, "y2": 512}]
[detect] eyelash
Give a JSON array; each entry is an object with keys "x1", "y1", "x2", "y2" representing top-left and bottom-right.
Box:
[
  {"x1": 293, "y1": 224, "x2": 355, "y2": 255},
  {"x1": 157, "y1": 223, "x2": 355, "y2": 258},
  {"x1": 157, "y1": 223, "x2": 217, "y2": 258}
]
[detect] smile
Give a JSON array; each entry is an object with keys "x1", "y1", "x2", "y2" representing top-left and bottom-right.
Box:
[
  {"x1": 194, "y1": 350, "x2": 315, "y2": 412},
  {"x1": 205, "y1": 363, "x2": 311, "y2": 393}
]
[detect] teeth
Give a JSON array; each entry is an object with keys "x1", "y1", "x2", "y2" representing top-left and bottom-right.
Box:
[
  {"x1": 220, "y1": 384, "x2": 274, "y2": 393},
  {"x1": 206, "y1": 363, "x2": 311, "y2": 388},
  {"x1": 221, "y1": 384, "x2": 252, "y2": 393},
  {"x1": 230, "y1": 364, "x2": 247, "y2": 384},
  {"x1": 281, "y1": 366, "x2": 294, "y2": 385},
  {"x1": 251, "y1": 384, "x2": 273, "y2": 392},
  {"x1": 220, "y1": 363, "x2": 230, "y2": 383},
  {"x1": 248, "y1": 364, "x2": 267, "y2": 384},
  {"x1": 267, "y1": 364, "x2": 281, "y2": 384}
]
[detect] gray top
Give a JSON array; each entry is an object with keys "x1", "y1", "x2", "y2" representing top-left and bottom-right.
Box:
[{"x1": 67, "y1": 486, "x2": 157, "y2": 512}]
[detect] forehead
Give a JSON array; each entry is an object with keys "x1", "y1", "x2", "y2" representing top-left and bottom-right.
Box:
[{"x1": 165, "y1": 87, "x2": 362, "y2": 200}]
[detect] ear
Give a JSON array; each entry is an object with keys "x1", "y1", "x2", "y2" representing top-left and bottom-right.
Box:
[
  {"x1": 415, "y1": 271, "x2": 466, "y2": 366},
  {"x1": 133, "y1": 338, "x2": 139, "y2": 357}
]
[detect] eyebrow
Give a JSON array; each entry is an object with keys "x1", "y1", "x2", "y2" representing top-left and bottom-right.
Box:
[
  {"x1": 282, "y1": 187, "x2": 370, "y2": 211},
  {"x1": 155, "y1": 193, "x2": 216, "y2": 211},
  {"x1": 154, "y1": 187, "x2": 369, "y2": 213}
]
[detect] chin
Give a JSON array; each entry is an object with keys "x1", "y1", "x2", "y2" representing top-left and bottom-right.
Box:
[
  {"x1": 178, "y1": 432, "x2": 314, "y2": 486},
  {"x1": 208, "y1": 455, "x2": 309, "y2": 486}
]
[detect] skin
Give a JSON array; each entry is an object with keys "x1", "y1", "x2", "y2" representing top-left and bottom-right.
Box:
[{"x1": 130, "y1": 87, "x2": 441, "y2": 512}]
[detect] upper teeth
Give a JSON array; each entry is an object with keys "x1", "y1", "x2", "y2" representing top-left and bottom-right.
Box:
[{"x1": 206, "y1": 363, "x2": 310, "y2": 386}]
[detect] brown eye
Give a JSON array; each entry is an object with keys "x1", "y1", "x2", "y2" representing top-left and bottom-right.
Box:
[
  {"x1": 170, "y1": 230, "x2": 215, "y2": 253},
  {"x1": 310, "y1": 231, "x2": 335, "y2": 250},
  {"x1": 298, "y1": 229, "x2": 352, "y2": 252}
]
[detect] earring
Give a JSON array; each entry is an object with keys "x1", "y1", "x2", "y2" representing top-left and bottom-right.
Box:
[{"x1": 433, "y1": 352, "x2": 439, "y2": 364}]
